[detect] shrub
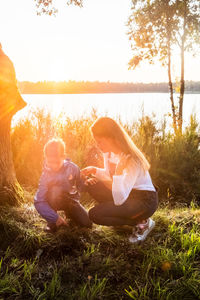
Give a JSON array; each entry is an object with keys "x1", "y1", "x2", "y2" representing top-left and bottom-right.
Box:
[{"x1": 11, "y1": 109, "x2": 200, "y2": 206}]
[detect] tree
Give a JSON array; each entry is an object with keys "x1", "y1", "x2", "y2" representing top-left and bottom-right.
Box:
[
  {"x1": 127, "y1": 0, "x2": 200, "y2": 134},
  {"x1": 34, "y1": 0, "x2": 83, "y2": 15},
  {"x1": 175, "y1": 0, "x2": 200, "y2": 132},
  {"x1": 0, "y1": 45, "x2": 26, "y2": 205}
]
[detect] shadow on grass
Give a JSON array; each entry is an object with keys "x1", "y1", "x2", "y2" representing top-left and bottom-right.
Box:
[{"x1": 0, "y1": 203, "x2": 200, "y2": 299}]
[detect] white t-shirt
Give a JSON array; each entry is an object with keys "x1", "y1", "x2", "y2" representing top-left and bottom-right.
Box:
[{"x1": 95, "y1": 152, "x2": 156, "y2": 206}]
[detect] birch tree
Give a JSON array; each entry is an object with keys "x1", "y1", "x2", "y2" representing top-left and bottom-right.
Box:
[{"x1": 128, "y1": 0, "x2": 200, "y2": 133}]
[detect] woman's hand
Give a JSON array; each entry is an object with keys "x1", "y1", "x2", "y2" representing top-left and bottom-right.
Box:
[
  {"x1": 115, "y1": 153, "x2": 131, "y2": 175},
  {"x1": 84, "y1": 177, "x2": 98, "y2": 186},
  {"x1": 81, "y1": 166, "x2": 97, "y2": 177}
]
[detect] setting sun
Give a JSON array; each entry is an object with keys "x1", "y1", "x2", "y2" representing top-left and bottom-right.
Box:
[{"x1": 1, "y1": 0, "x2": 199, "y2": 83}]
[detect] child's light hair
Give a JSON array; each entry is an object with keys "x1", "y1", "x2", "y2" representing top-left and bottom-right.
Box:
[
  {"x1": 44, "y1": 138, "x2": 66, "y2": 158},
  {"x1": 91, "y1": 117, "x2": 150, "y2": 172}
]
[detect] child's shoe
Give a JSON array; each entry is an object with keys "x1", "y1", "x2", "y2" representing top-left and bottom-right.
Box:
[{"x1": 129, "y1": 218, "x2": 155, "y2": 244}]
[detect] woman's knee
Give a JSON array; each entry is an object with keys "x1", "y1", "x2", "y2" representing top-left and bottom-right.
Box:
[{"x1": 86, "y1": 181, "x2": 113, "y2": 203}]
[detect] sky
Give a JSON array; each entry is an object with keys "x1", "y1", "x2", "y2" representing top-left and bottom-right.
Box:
[{"x1": 0, "y1": 0, "x2": 199, "y2": 83}]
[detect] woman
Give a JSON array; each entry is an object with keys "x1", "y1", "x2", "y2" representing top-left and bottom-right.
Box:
[{"x1": 81, "y1": 117, "x2": 158, "y2": 243}]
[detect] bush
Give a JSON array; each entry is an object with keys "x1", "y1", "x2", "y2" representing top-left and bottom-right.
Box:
[
  {"x1": 156, "y1": 115, "x2": 200, "y2": 206},
  {"x1": 11, "y1": 109, "x2": 100, "y2": 188},
  {"x1": 11, "y1": 109, "x2": 200, "y2": 206}
]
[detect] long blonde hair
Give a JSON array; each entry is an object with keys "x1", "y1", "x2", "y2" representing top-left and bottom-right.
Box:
[{"x1": 91, "y1": 117, "x2": 150, "y2": 172}]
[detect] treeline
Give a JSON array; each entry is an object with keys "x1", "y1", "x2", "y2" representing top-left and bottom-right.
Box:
[{"x1": 18, "y1": 80, "x2": 200, "y2": 94}]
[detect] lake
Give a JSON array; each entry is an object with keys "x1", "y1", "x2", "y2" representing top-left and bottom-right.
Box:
[{"x1": 12, "y1": 93, "x2": 200, "y2": 129}]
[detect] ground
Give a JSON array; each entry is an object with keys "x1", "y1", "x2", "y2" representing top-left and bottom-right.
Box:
[{"x1": 0, "y1": 191, "x2": 200, "y2": 300}]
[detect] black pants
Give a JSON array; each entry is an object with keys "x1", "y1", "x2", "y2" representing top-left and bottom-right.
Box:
[
  {"x1": 48, "y1": 186, "x2": 92, "y2": 228},
  {"x1": 86, "y1": 181, "x2": 158, "y2": 226}
]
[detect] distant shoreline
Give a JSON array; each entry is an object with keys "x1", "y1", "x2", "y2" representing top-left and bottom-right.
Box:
[
  {"x1": 18, "y1": 80, "x2": 200, "y2": 95},
  {"x1": 21, "y1": 91, "x2": 200, "y2": 95}
]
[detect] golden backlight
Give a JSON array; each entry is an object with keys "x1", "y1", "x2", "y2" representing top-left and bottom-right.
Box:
[{"x1": 0, "y1": 0, "x2": 199, "y2": 84}]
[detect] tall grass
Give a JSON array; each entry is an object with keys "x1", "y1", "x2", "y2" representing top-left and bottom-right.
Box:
[
  {"x1": 11, "y1": 108, "x2": 200, "y2": 206},
  {"x1": 2, "y1": 108, "x2": 199, "y2": 299}
]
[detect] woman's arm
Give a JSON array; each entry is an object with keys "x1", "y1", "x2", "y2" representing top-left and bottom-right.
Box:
[
  {"x1": 112, "y1": 158, "x2": 140, "y2": 206},
  {"x1": 80, "y1": 166, "x2": 97, "y2": 177},
  {"x1": 81, "y1": 153, "x2": 111, "y2": 182}
]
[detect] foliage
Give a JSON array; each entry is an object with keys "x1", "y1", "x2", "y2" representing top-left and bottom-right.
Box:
[
  {"x1": 34, "y1": 0, "x2": 83, "y2": 16},
  {"x1": 124, "y1": 113, "x2": 200, "y2": 206},
  {"x1": 155, "y1": 115, "x2": 200, "y2": 205},
  {"x1": 0, "y1": 204, "x2": 200, "y2": 299},
  {"x1": 127, "y1": 0, "x2": 200, "y2": 133},
  {"x1": 128, "y1": 0, "x2": 178, "y2": 67},
  {"x1": 11, "y1": 109, "x2": 98, "y2": 187},
  {"x1": 11, "y1": 108, "x2": 200, "y2": 206},
  {"x1": 11, "y1": 109, "x2": 54, "y2": 187}
]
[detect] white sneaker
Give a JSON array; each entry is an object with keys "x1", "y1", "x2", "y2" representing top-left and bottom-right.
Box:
[{"x1": 129, "y1": 218, "x2": 155, "y2": 244}]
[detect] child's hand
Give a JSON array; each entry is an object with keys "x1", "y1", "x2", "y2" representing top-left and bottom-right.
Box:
[
  {"x1": 81, "y1": 167, "x2": 97, "y2": 177},
  {"x1": 115, "y1": 154, "x2": 131, "y2": 175},
  {"x1": 56, "y1": 216, "x2": 68, "y2": 227}
]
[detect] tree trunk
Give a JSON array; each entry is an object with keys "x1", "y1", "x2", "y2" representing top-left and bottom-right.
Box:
[
  {"x1": 0, "y1": 45, "x2": 26, "y2": 206},
  {"x1": 178, "y1": 42, "x2": 185, "y2": 134},
  {"x1": 167, "y1": 39, "x2": 177, "y2": 134},
  {"x1": 178, "y1": 6, "x2": 186, "y2": 134}
]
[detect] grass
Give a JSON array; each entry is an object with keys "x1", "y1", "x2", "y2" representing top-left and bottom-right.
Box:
[{"x1": 0, "y1": 193, "x2": 200, "y2": 300}]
